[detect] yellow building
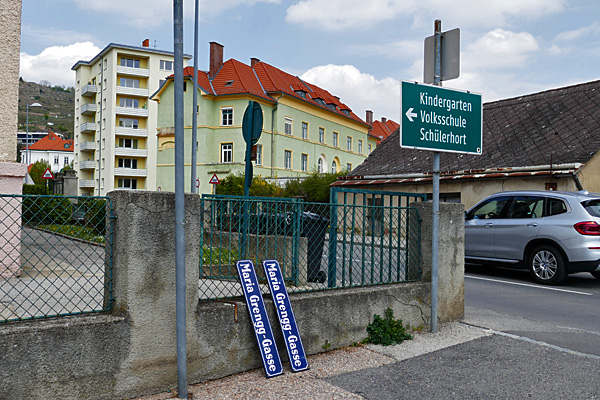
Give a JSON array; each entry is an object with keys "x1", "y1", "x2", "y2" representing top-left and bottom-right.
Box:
[{"x1": 72, "y1": 41, "x2": 190, "y2": 195}]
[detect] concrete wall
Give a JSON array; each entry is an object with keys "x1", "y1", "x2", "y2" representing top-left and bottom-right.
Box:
[{"x1": 0, "y1": 191, "x2": 464, "y2": 399}]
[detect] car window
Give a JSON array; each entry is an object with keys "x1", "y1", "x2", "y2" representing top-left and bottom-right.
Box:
[
  {"x1": 547, "y1": 198, "x2": 568, "y2": 217},
  {"x1": 582, "y1": 199, "x2": 600, "y2": 217},
  {"x1": 508, "y1": 196, "x2": 544, "y2": 219},
  {"x1": 467, "y1": 196, "x2": 512, "y2": 220}
]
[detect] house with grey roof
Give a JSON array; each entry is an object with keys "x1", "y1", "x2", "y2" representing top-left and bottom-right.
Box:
[{"x1": 333, "y1": 80, "x2": 600, "y2": 209}]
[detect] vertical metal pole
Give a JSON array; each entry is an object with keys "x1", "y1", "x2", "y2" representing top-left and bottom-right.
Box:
[
  {"x1": 98, "y1": 59, "x2": 104, "y2": 196},
  {"x1": 190, "y1": 0, "x2": 199, "y2": 194},
  {"x1": 26, "y1": 104, "x2": 29, "y2": 166},
  {"x1": 431, "y1": 19, "x2": 442, "y2": 333},
  {"x1": 173, "y1": 1, "x2": 188, "y2": 397}
]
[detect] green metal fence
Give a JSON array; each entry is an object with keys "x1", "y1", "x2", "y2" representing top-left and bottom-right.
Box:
[
  {"x1": 0, "y1": 194, "x2": 114, "y2": 323},
  {"x1": 199, "y1": 195, "x2": 422, "y2": 300}
]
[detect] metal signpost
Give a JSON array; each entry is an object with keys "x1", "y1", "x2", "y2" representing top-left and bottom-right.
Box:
[{"x1": 400, "y1": 20, "x2": 481, "y2": 333}]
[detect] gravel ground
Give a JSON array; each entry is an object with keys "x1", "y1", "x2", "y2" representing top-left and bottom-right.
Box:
[{"x1": 130, "y1": 322, "x2": 489, "y2": 400}]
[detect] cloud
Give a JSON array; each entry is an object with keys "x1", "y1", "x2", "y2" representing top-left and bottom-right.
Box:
[
  {"x1": 21, "y1": 25, "x2": 95, "y2": 47},
  {"x1": 70, "y1": 0, "x2": 281, "y2": 27},
  {"x1": 555, "y1": 21, "x2": 600, "y2": 42},
  {"x1": 300, "y1": 65, "x2": 400, "y2": 122},
  {"x1": 286, "y1": 0, "x2": 565, "y2": 31},
  {"x1": 463, "y1": 28, "x2": 540, "y2": 70},
  {"x1": 20, "y1": 42, "x2": 101, "y2": 87}
]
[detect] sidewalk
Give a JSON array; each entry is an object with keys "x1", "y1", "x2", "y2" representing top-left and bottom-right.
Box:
[{"x1": 132, "y1": 308, "x2": 600, "y2": 400}]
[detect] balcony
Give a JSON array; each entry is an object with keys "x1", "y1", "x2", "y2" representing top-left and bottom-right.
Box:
[
  {"x1": 81, "y1": 84, "x2": 97, "y2": 97},
  {"x1": 116, "y1": 106, "x2": 149, "y2": 117},
  {"x1": 79, "y1": 161, "x2": 96, "y2": 169},
  {"x1": 116, "y1": 65, "x2": 150, "y2": 77},
  {"x1": 115, "y1": 127, "x2": 148, "y2": 137},
  {"x1": 79, "y1": 142, "x2": 97, "y2": 152},
  {"x1": 80, "y1": 122, "x2": 96, "y2": 133},
  {"x1": 114, "y1": 147, "x2": 148, "y2": 157},
  {"x1": 81, "y1": 103, "x2": 97, "y2": 115},
  {"x1": 79, "y1": 180, "x2": 95, "y2": 188},
  {"x1": 116, "y1": 86, "x2": 149, "y2": 97},
  {"x1": 114, "y1": 168, "x2": 147, "y2": 177}
]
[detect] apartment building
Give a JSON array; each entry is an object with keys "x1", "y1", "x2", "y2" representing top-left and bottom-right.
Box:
[
  {"x1": 151, "y1": 42, "x2": 373, "y2": 194},
  {"x1": 72, "y1": 41, "x2": 190, "y2": 195}
]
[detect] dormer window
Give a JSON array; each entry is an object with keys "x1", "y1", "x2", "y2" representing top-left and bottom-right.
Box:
[
  {"x1": 327, "y1": 103, "x2": 337, "y2": 111},
  {"x1": 224, "y1": 80, "x2": 234, "y2": 87},
  {"x1": 295, "y1": 90, "x2": 306, "y2": 99},
  {"x1": 342, "y1": 109, "x2": 350, "y2": 116},
  {"x1": 315, "y1": 98, "x2": 325, "y2": 106}
]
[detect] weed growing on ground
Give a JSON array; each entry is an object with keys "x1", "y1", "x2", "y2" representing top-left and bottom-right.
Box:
[{"x1": 362, "y1": 307, "x2": 413, "y2": 346}]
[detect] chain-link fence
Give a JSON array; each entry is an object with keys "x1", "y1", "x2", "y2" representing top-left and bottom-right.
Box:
[
  {"x1": 0, "y1": 195, "x2": 113, "y2": 323},
  {"x1": 199, "y1": 196, "x2": 422, "y2": 300}
]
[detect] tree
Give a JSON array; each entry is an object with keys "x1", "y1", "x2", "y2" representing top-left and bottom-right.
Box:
[
  {"x1": 216, "y1": 173, "x2": 281, "y2": 197},
  {"x1": 28, "y1": 159, "x2": 51, "y2": 185}
]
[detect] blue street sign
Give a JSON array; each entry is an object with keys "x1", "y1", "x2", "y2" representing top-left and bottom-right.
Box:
[
  {"x1": 236, "y1": 260, "x2": 284, "y2": 378},
  {"x1": 262, "y1": 260, "x2": 309, "y2": 372}
]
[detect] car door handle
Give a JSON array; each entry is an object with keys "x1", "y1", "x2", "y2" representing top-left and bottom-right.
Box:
[
  {"x1": 527, "y1": 222, "x2": 538, "y2": 227},
  {"x1": 484, "y1": 223, "x2": 493, "y2": 228}
]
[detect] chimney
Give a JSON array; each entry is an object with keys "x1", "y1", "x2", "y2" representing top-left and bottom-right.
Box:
[
  {"x1": 366, "y1": 110, "x2": 373, "y2": 126},
  {"x1": 142, "y1": 39, "x2": 150, "y2": 48},
  {"x1": 381, "y1": 117, "x2": 387, "y2": 124},
  {"x1": 209, "y1": 42, "x2": 224, "y2": 79},
  {"x1": 251, "y1": 57, "x2": 260, "y2": 67}
]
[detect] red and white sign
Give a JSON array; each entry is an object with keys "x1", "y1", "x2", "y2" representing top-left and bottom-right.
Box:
[
  {"x1": 41, "y1": 168, "x2": 54, "y2": 180},
  {"x1": 209, "y1": 174, "x2": 220, "y2": 184}
]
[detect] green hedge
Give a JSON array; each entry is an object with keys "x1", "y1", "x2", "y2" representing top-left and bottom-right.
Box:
[{"x1": 22, "y1": 196, "x2": 72, "y2": 226}]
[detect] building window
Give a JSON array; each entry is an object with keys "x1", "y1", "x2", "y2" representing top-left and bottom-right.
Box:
[
  {"x1": 118, "y1": 138, "x2": 138, "y2": 149},
  {"x1": 160, "y1": 60, "x2": 173, "y2": 71},
  {"x1": 54, "y1": 155, "x2": 59, "y2": 164},
  {"x1": 319, "y1": 128, "x2": 324, "y2": 144},
  {"x1": 118, "y1": 158, "x2": 138, "y2": 169},
  {"x1": 221, "y1": 108, "x2": 233, "y2": 126},
  {"x1": 118, "y1": 178, "x2": 137, "y2": 189},
  {"x1": 346, "y1": 163, "x2": 352, "y2": 172},
  {"x1": 120, "y1": 78, "x2": 140, "y2": 88},
  {"x1": 347, "y1": 136, "x2": 352, "y2": 152},
  {"x1": 317, "y1": 157, "x2": 324, "y2": 173},
  {"x1": 368, "y1": 144, "x2": 372, "y2": 154},
  {"x1": 302, "y1": 122, "x2": 308, "y2": 140},
  {"x1": 358, "y1": 140, "x2": 363, "y2": 154},
  {"x1": 119, "y1": 98, "x2": 139, "y2": 109},
  {"x1": 119, "y1": 118, "x2": 139, "y2": 129},
  {"x1": 284, "y1": 150, "x2": 292, "y2": 169},
  {"x1": 64, "y1": 156, "x2": 69, "y2": 166},
  {"x1": 285, "y1": 118, "x2": 293, "y2": 135},
  {"x1": 331, "y1": 160, "x2": 337, "y2": 173},
  {"x1": 301, "y1": 154, "x2": 308, "y2": 172},
  {"x1": 333, "y1": 132, "x2": 338, "y2": 147},
  {"x1": 256, "y1": 145, "x2": 262, "y2": 165},
  {"x1": 120, "y1": 58, "x2": 140, "y2": 68},
  {"x1": 221, "y1": 143, "x2": 233, "y2": 163}
]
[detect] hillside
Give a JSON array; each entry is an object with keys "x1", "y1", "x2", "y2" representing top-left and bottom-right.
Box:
[{"x1": 18, "y1": 79, "x2": 75, "y2": 139}]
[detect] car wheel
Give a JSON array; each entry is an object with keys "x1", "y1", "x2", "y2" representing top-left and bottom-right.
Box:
[
  {"x1": 528, "y1": 245, "x2": 567, "y2": 285},
  {"x1": 591, "y1": 271, "x2": 600, "y2": 280}
]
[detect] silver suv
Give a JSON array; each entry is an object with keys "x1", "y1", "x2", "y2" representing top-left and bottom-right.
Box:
[{"x1": 465, "y1": 190, "x2": 600, "y2": 284}]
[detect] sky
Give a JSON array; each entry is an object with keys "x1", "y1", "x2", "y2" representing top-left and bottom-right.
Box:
[{"x1": 20, "y1": 0, "x2": 600, "y2": 123}]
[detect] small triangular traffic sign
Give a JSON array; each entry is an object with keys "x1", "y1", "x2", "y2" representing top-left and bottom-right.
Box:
[
  {"x1": 41, "y1": 168, "x2": 55, "y2": 180},
  {"x1": 209, "y1": 174, "x2": 220, "y2": 184}
]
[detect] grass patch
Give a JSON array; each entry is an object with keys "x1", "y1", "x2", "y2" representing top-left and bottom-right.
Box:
[{"x1": 37, "y1": 224, "x2": 105, "y2": 244}]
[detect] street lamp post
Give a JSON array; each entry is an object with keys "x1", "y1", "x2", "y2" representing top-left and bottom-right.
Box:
[{"x1": 26, "y1": 102, "x2": 42, "y2": 166}]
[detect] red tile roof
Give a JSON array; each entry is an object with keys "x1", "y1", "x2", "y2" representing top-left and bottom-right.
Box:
[
  {"x1": 28, "y1": 132, "x2": 73, "y2": 152},
  {"x1": 170, "y1": 59, "x2": 369, "y2": 127},
  {"x1": 369, "y1": 118, "x2": 399, "y2": 142}
]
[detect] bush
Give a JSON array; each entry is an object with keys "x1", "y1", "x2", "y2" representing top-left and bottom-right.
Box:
[
  {"x1": 23, "y1": 184, "x2": 46, "y2": 195},
  {"x1": 81, "y1": 198, "x2": 107, "y2": 235},
  {"x1": 362, "y1": 307, "x2": 413, "y2": 346},
  {"x1": 22, "y1": 196, "x2": 72, "y2": 226},
  {"x1": 216, "y1": 173, "x2": 281, "y2": 197}
]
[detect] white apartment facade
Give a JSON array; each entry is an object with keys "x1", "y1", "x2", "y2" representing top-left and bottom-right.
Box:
[{"x1": 72, "y1": 41, "x2": 190, "y2": 195}]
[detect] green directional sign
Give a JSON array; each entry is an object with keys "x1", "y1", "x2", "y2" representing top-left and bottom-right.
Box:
[{"x1": 400, "y1": 81, "x2": 482, "y2": 155}]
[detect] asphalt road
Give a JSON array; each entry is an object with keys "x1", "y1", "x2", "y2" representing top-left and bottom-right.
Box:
[{"x1": 465, "y1": 264, "x2": 600, "y2": 356}]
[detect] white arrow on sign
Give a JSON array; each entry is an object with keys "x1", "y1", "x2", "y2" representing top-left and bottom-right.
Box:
[{"x1": 405, "y1": 107, "x2": 418, "y2": 122}]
